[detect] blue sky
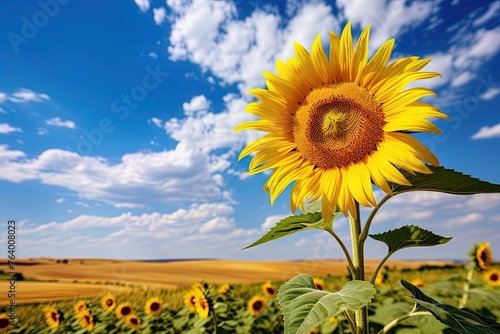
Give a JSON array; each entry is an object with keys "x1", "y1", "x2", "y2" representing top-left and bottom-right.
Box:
[{"x1": 0, "y1": 0, "x2": 499, "y2": 262}]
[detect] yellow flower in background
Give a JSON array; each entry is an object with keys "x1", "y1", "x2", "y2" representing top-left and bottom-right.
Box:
[
  {"x1": 184, "y1": 290, "x2": 198, "y2": 313},
  {"x1": 73, "y1": 300, "x2": 88, "y2": 316},
  {"x1": 194, "y1": 289, "x2": 210, "y2": 318},
  {"x1": 0, "y1": 314, "x2": 11, "y2": 332},
  {"x1": 42, "y1": 306, "x2": 62, "y2": 330},
  {"x1": 484, "y1": 270, "x2": 500, "y2": 286},
  {"x1": 235, "y1": 21, "x2": 448, "y2": 219},
  {"x1": 411, "y1": 278, "x2": 425, "y2": 287},
  {"x1": 78, "y1": 310, "x2": 94, "y2": 332},
  {"x1": 307, "y1": 328, "x2": 320, "y2": 334},
  {"x1": 191, "y1": 281, "x2": 207, "y2": 292},
  {"x1": 248, "y1": 296, "x2": 267, "y2": 316},
  {"x1": 476, "y1": 242, "x2": 493, "y2": 271},
  {"x1": 313, "y1": 277, "x2": 325, "y2": 290},
  {"x1": 115, "y1": 302, "x2": 133, "y2": 319},
  {"x1": 125, "y1": 314, "x2": 141, "y2": 330},
  {"x1": 145, "y1": 297, "x2": 162, "y2": 316},
  {"x1": 218, "y1": 283, "x2": 230, "y2": 295},
  {"x1": 262, "y1": 281, "x2": 277, "y2": 298},
  {"x1": 101, "y1": 293, "x2": 116, "y2": 312}
]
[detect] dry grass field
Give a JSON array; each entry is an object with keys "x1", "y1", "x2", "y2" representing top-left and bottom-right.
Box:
[{"x1": 0, "y1": 258, "x2": 453, "y2": 304}]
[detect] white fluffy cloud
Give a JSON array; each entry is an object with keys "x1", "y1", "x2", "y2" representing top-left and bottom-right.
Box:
[
  {"x1": 153, "y1": 7, "x2": 167, "y2": 25},
  {"x1": 46, "y1": 117, "x2": 76, "y2": 129},
  {"x1": 182, "y1": 95, "x2": 211, "y2": 116},
  {"x1": 4, "y1": 88, "x2": 50, "y2": 103},
  {"x1": 480, "y1": 87, "x2": 500, "y2": 101},
  {"x1": 0, "y1": 123, "x2": 22, "y2": 134},
  {"x1": 134, "y1": 0, "x2": 150, "y2": 12},
  {"x1": 471, "y1": 123, "x2": 500, "y2": 140}
]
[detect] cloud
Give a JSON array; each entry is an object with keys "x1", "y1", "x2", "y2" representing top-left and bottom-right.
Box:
[
  {"x1": 471, "y1": 123, "x2": 500, "y2": 139},
  {"x1": 55, "y1": 198, "x2": 65, "y2": 203},
  {"x1": 261, "y1": 214, "x2": 287, "y2": 230},
  {"x1": 0, "y1": 92, "x2": 7, "y2": 103},
  {"x1": 7, "y1": 88, "x2": 50, "y2": 103},
  {"x1": 148, "y1": 51, "x2": 158, "y2": 58},
  {"x1": 134, "y1": 0, "x2": 150, "y2": 12},
  {"x1": 153, "y1": 7, "x2": 167, "y2": 25},
  {"x1": 199, "y1": 216, "x2": 234, "y2": 233},
  {"x1": 473, "y1": 1, "x2": 499, "y2": 27},
  {"x1": 0, "y1": 123, "x2": 22, "y2": 134},
  {"x1": 45, "y1": 117, "x2": 76, "y2": 129},
  {"x1": 480, "y1": 87, "x2": 500, "y2": 101},
  {"x1": 450, "y1": 71, "x2": 475, "y2": 87},
  {"x1": 37, "y1": 127, "x2": 49, "y2": 135},
  {"x1": 182, "y1": 95, "x2": 211, "y2": 116},
  {"x1": 444, "y1": 212, "x2": 484, "y2": 228},
  {"x1": 148, "y1": 117, "x2": 163, "y2": 128}
]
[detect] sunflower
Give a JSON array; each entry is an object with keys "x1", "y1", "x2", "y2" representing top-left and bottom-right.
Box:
[
  {"x1": 484, "y1": 270, "x2": 500, "y2": 286},
  {"x1": 235, "y1": 21, "x2": 448, "y2": 219},
  {"x1": 262, "y1": 281, "x2": 277, "y2": 297},
  {"x1": 191, "y1": 281, "x2": 207, "y2": 292},
  {"x1": 411, "y1": 278, "x2": 424, "y2": 287},
  {"x1": 194, "y1": 289, "x2": 210, "y2": 319},
  {"x1": 0, "y1": 314, "x2": 11, "y2": 332},
  {"x1": 313, "y1": 277, "x2": 325, "y2": 290},
  {"x1": 101, "y1": 293, "x2": 116, "y2": 312},
  {"x1": 125, "y1": 314, "x2": 141, "y2": 330},
  {"x1": 144, "y1": 297, "x2": 162, "y2": 316},
  {"x1": 184, "y1": 290, "x2": 198, "y2": 313},
  {"x1": 73, "y1": 300, "x2": 88, "y2": 316},
  {"x1": 78, "y1": 310, "x2": 94, "y2": 332},
  {"x1": 115, "y1": 302, "x2": 133, "y2": 319},
  {"x1": 42, "y1": 306, "x2": 63, "y2": 329},
  {"x1": 476, "y1": 242, "x2": 493, "y2": 271},
  {"x1": 218, "y1": 283, "x2": 230, "y2": 295},
  {"x1": 307, "y1": 329, "x2": 319, "y2": 334},
  {"x1": 248, "y1": 296, "x2": 266, "y2": 316}
]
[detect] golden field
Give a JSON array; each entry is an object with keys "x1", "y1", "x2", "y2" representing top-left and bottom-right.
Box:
[{"x1": 0, "y1": 258, "x2": 453, "y2": 304}]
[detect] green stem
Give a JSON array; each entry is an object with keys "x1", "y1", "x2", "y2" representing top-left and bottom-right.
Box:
[
  {"x1": 350, "y1": 202, "x2": 368, "y2": 334},
  {"x1": 212, "y1": 308, "x2": 218, "y2": 334},
  {"x1": 325, "y1": 227, "x2": 356, "y2": 277},
  {"x1": 359, "y1": 194, "x2": 392, "y2": 244},
  {"x1": 370, "y1": 252, "x2": 392, "y2": 285},
  {"x1": 343, "y1": 311, "x2": 357, "y2": 334},
  {"x1": 459, "y1": 269, "x2": 474, "y2": 308},
  {"x1": 378, "y1": 305, "x2": 432, "y2": 334}
]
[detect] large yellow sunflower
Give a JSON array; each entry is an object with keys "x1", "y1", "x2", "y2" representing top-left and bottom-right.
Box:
[
  {"x1": 144, "y1": 297, "x2": 162, "y2": 316},
  {"x1": 115, "y1": 302, "x2": 133, "y2": 319},
  {"x1": 193, "y1": 290, "x2": 210, "y2": 319},
  {"x1": 0, "y1": 314, "x2": 11, "y2": 332},
  {"x1": 184, "y1": 290, "x2": 198, "y2": 313},
  {"x1": 42, "y1": 306, "x2": 62, "y2": 330},
  {"x1": 101, "y1": 293, "x2": 116, "y2": 312},
  {"x1": 235, "y1": 21, "x2": 448, "y2": 219}
]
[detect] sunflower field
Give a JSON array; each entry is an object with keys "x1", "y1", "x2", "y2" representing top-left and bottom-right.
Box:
[{"x1": 2, "y1": 261, "x2": 500, "y2": 334}]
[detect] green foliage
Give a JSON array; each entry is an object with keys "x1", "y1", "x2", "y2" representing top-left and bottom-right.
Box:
[
  {"x1": 390, "y1": 165, "x2": 500, "y2": 195},
  {"x1": 244, "y1": 209, "x2": 341, "y2": 249},
  {"x1": 401, "y1": 279, "x2": 500, "y2": 334},
  {"x1": 277, "y1": 274, "x2": 376, "y2": 334},
  {"x1": 369, "y1": 225, "x2": 451, "y2": 255}
]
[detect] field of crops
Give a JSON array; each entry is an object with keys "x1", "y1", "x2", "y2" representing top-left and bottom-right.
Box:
[{"x1": 2, "y1": 263, "x2": 500, "y2": 333}]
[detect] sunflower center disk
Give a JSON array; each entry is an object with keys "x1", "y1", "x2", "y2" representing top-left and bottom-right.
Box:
[{"x1": 293, "y1": 82, "x2": 385, "y2": 169}]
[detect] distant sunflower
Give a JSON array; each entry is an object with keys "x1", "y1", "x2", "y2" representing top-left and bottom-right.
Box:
[
  {"x1": 144, "y1": 297, "x2": 162, "y2": 316},
  {"x1": 115, "y1": 302, "x2": 133, "y2": 319},
  {"x1": 73, "y1": 300, "x2": 88, "y2": 316},
  {"x1": 218, "y1": 283, "x2": 230, "y2": 295},
  {"x1": 0, "y1": 314, "x2": 11, "y2": 332},
  {"x1": 101, "y1": 293, "x2": 116, "y2": 312},
  {"x1": 411, "y1": 278, "x2": 424, "y2": 287},
  {"x1": 262, "y1": 281, "x2": 277, "y2": 298},
  {"x1": 476, "y1": 243, "x2": 493, "y2": 271},
  {"x1": 42, "y1": 306, "x2": 63, "y2": 330},
  {"x1": 125, "y1": 314, "x2": 141, "y2": 330},
  {"x1": 184, "y1": 290, "x2": 198, "y2": 313},
  {"x1": 485, "y1": 270, "x2": 500, "y2": 286},
  {"x1": 235, "y1": 21, "x2": 448, "y2": 219},
  {"x1": 313, "y1": 277, "x2": 325, "y2": 290},
  {"x1": 191, "y1": 281, "x2": 207, "y2": 292},
  {"x1": 194, "y1": 290, "x2": 210, "y2": 319},
  {"x1": 307, "y1": 328, "x2": 319, "y2": 334},
  {"x1": 248, "y1": 296, "x2": 266, "y2": 316},
  {"x1": 78, "y1": 310, "x2": 94, "y2": 332}
]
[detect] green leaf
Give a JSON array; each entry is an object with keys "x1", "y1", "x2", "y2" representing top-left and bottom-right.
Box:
[
  {"x1": 391, "y1": 165, "x2": 500, "y2": 195},
  {"x1": 244, "y1": 210, "x2": 340, "y2": 249},
  {"x1": 369, "y1": 225, "x2": 451, "y2": 255},
  {"x1": 278, "y1": 274, "x2": 376, "y2": 334},
  {"x1": 401, "y1": 279, "x2": 500, "y2": 334}
]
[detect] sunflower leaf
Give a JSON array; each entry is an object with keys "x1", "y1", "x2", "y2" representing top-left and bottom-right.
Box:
[
  {"x1": 369, "y1": 225, "x2": 451, "y2": 255},
  {"x1": 278, "y1": 274, "x2": 376, "y2": 334},
  {"x1": 243, "y1": 211, "x2": 340, "y2": 249},
  {"x1": 391, "y1": 165, "x2": 500, "y2": 195},
  {"x1": 401, "y1": 279, "x2": 500, "y2": 334}
]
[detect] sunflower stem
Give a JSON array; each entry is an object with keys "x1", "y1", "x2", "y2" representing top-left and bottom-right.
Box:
[
  {"x1": 359, "y1": 194, "x2": 392, "y2": 244},
  {"x1": 343, "y1": 310, "x2": 358, "y2": 334},
  {"x1": 459, "y1": 268, "x2": 474, "y2": 308},
  {"x1": 370, "y1": 252, "x2": 392, "y2": 285},
  {"x1": 212, "y1": 307, "x2": 218, "y2": 334},
  {"x1": 350, "y1": 202, "x2": 368, "y2": 334},
  {"x1": 378, "y1": 304, "x2": 432, "y2": 334},
  {"x1": 325, "y1": 227, "x2": 356, "y2": 277}
]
